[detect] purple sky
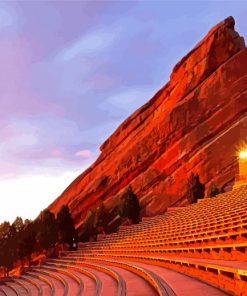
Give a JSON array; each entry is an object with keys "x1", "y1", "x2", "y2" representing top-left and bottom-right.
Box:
[{"x1": 0, "y1": 1, "x2": 247, "y2": 223}]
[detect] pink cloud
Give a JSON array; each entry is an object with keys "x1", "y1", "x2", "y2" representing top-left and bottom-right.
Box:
[
  {"x1": 51, "y1": 148, "x2": 63, "y2": 157},
  {"x1": 75, "y1": 149, "x2": 92, "y2": 158}
]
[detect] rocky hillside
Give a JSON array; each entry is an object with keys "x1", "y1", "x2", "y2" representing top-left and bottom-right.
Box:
[{"x1": 49, "y1": 16, "x2": 247, "y2": 227}]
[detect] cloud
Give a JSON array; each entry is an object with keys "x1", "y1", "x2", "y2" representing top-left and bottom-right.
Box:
[
  {"x1": 30, "y1": 26, "x2": 122, "y2": 112},
  {"x1": 56, "y1": 25, "x2": 121, "y2": 62},
  {"x1": 99, "y1": 87, "x2": 156, "y2": 117},
  {"x1": 0, "y1": 5, "x2": 16, "y2": 30},
  {"x1": 75, "y1": 149, "x2": 92, "y2": 158},
  {"x1": 0, "y1": 114, "x2": 116, "y2": 178}
]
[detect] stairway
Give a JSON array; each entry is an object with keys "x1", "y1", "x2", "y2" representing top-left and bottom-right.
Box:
[{"x1": 2, "y1": 185, "x2": 247, "y2": 295}]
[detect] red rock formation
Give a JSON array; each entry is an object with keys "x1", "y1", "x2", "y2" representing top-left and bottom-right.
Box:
[{"x1": 49, "y1": 16, "x2": 247, "y2": 227}]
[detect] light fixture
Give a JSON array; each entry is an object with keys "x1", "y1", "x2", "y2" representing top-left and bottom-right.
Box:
[{"x1": 239, "y1": 150, "x2": 247, "y2": 159}]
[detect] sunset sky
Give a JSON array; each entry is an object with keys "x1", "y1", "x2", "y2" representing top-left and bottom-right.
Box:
[{"x1": 0, "y1": 1, "x2": 247, "y2": 223}]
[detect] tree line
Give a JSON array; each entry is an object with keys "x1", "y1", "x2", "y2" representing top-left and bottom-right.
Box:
[
  {"x1": 0, "y1": 186, "x2": 141, "y2": 277},
  {"x1": 0, "y1": 205, "x2": 76, "y2": 277}
]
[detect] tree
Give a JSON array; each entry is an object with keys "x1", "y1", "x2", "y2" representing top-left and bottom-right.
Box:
[
  {"x1": 18, "y1": 221, "x2": 37, "y2": 267},
  {"x1": 0, "y1": 219, "x2": 22, "y2": 275},
  {"x1": 36, "y1": 209, "x2": 58, "y2": 250},
  {"x1": 207, "y1": 183, "x2": 220, "y2": 198},
  {"x1": 12, "y1": 217, "x2": 24, "y2": 233},
  {"x1": 0, "y1": 221, "x2": 11, "y2": 240},
  {"x1": 81, "y1": 209, "x2": 96, "y2": 242},
  {"x1": 57, "y1": 205, "x2": 76, "y2": 246},
  {"x1": 185, "y1": 172, "x2": 205, "y2": 204},
  {"x1": 24, "y1": 219, "x2": 31, "y2": 227},
  {"x1": 0, "y1": 233, "x2": 18, "y2": 277},
  {"x1": 0, "y1": 237, "x2": 5, "y2": 274},
  {"x1": 118, "y1": 186, "x2": 141, "y2": 224},
  {"x1": 94, "y1": 203, "x2": 107, "y2": 234}
]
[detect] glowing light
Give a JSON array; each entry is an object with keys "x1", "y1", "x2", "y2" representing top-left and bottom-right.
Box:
[{"x1": 239, "y1": 150, "x2": 247, "y2": 159}]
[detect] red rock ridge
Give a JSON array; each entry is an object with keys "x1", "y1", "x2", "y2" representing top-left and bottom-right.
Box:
[{"x1": 49, "y1": 16, "x2": 247, "y2": 227}]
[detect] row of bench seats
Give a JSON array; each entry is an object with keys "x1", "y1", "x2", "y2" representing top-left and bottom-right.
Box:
[
  {"x1": 1, "y1": 184, "x2": 247, "y2": 295},
  {"x1": 61, "y1": 184, "x2": 247, "y2": 295}
]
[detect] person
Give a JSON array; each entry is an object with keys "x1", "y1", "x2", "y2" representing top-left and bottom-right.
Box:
[{"x1": 71, "y1": 237, "x2": 77, "y2": 250}]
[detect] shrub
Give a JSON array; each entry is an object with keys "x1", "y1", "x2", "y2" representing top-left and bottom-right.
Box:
[
  {"x1": 186, "y1": 172, "x2": 205, "y2": 204},
  {"x1": 207, "y1": 183, "x2": 220, "y2": 197},
  {"x1": 94, "y1": 203, "x2": 107, "y2": 234},
  {"x1": 81, "y1": 209, "x2": 96, "y2": 241},
  {"x1": 117, "y1": 186, "x2": 141, "y2": 224}
]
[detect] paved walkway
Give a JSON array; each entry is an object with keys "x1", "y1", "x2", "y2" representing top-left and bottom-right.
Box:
[
  {"x1": 101, "y1": 264, "x2": 157, "y2": 296},
  {"x1": 84, "y1": 266, "x2": 117, "y2": 296},
  {"x1": 71, "y1": 269, "x2": 96, "y2": 296},
  {"x1": 131, "y1": 262, "x2": 230, "y2": 296}
]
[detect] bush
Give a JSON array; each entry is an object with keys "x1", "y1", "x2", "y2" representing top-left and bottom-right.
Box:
[
  {"x1": 81, "y1": 209, "x2": 96, "y2": 241},
  {"x1": 94, "y1": 203, "x2": 107, "y2": 234},
  {"x1": 207, "y1": 183, "x2": 220, "y2": 198},
  {"x1": 186, "y1": 172, "x2": 205, "y2": 204},
  {"x1": 117, "y1": 186, "x2": 141, "y2": 224}
]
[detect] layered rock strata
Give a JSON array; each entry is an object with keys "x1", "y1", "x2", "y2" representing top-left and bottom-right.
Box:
[{"x1": 49, "y1": 17, "x2": 247, "y2": 226}]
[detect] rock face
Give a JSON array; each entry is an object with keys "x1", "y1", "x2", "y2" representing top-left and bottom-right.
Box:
[{"x1": 49, "y1": 17, "x2": 247, "y2": 227}]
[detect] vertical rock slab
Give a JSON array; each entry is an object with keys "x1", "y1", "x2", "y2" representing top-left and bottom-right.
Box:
[{"x1": 49, "y1": 17, "x2": 247, "y2": 225}]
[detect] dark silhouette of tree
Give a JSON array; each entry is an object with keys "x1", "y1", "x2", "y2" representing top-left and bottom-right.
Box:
[
  {"x1": 57, "y1": 205, "x2": 76, "y2": 246},
  {"x1": 0, "y1": 237, "x2": 5, "y2": 274},
  {"x1": 17, "y1": 240, "x2": 26, "y2": 268},
  {"x1": 0, "y1": 221, "x2": 11, "y2": 239},
  {"x1": 18, "y1": 221, "x2": 37, "y2": 267},
  {"x1": 0, "y1": 225, "x2": 18, "y2": 277},
  {"x1": 36, "y1": 209, "x2": 58, "y2": 250},
  {"x1": 207, "y1": 183, "x2": 220, "y2": 198},
  {"x1": 186, "y1": 172, "x2": 205, "y2": 204},
  {"x1": 12, "y1": 217, "x2": 24, "y2": 233},
  {"x1": 24, "y1": 219, "x2": 31, "y2": 227},
  {"x1": 0, "y1": 207, "x2": 75, "y2": 275},
  {"x1": 0, "y1": 222, "x2": 16, "y2": 240},
  {"x1": 94, "y1": 203, "x2": 107, "y2": 234},
  {"x1": 81, "y1": 209, "x2": 96, "y2": 241},
  {"x1": 118, "y1": 186, "x2": 141, "y2": 224}
]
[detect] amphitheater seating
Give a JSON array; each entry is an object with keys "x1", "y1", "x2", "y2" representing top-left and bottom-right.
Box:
[{"x1": 1, "y1": 184, "x2": 247, "y2": 295}]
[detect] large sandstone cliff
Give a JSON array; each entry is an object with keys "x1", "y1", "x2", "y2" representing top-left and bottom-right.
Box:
[{"x1": 49, "y1": 17, "x2": 247, "y2": 227}]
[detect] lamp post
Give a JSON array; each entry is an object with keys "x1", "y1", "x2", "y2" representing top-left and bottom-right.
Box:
[
  {"x1": 234, "y1": 149, "x2": 247, "y2": 189},
  {"x1": 239, "y1": 150, "x2": 247, "y2": 178}
]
